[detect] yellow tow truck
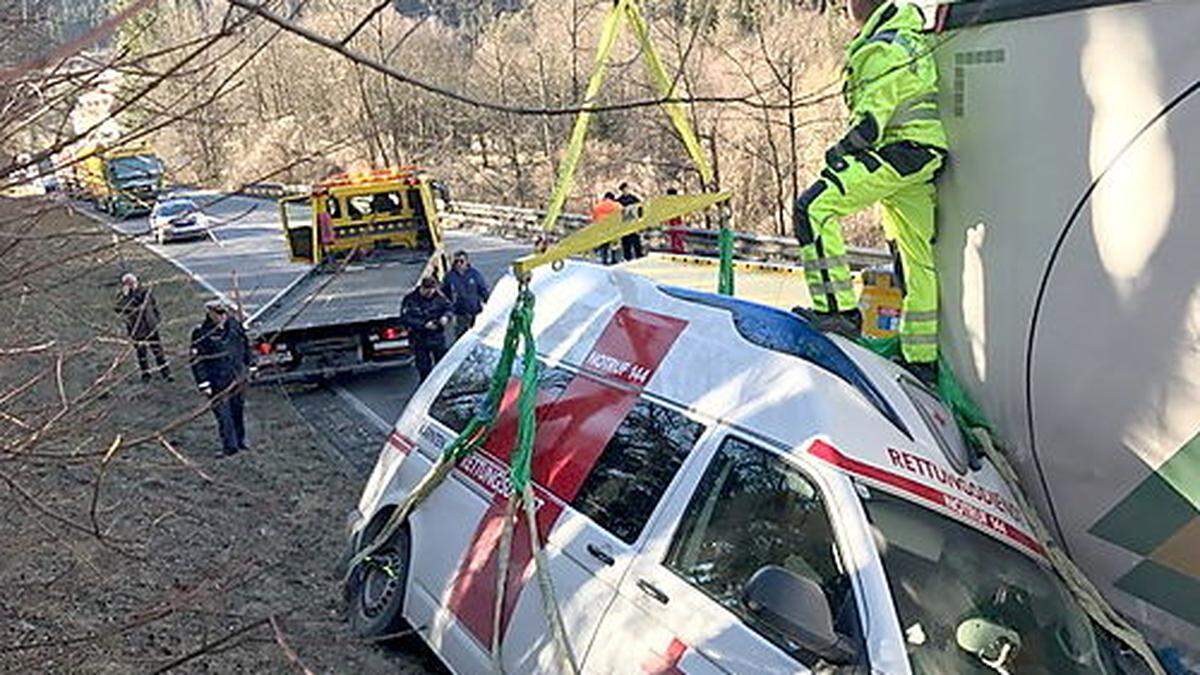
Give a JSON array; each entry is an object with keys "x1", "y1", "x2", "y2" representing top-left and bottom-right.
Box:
[{"x1": 247, "y1": 167, "x2": 450, "y2": 381}]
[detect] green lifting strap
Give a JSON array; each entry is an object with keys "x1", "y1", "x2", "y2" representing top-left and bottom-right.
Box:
[
  {"x1": 491, "y1": 287, "x2": 582, "y2": 674},
  {"x1": 344, "y1": 288, "x2": 532, "y2": 580},
  {"x1": 717, "y1": 224, "x2": 735, "y2": 296},
  {"x1": 508, "y1": 291, "x2": 540, "y2": 493}
]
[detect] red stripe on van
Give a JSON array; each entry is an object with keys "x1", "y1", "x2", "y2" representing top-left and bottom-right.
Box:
[
  {"x1": 386, "y1": 431, "x2": 414, "y2": 455},
  {"x1": 807, "y1": 440, "x2": 1045, "y2": 558},
  {"x1": 445, "y1": 306, "x2": 687, "y2": 652},
  {"x1": 641, "y1": 637, "x2": 687, "y2": 674}
]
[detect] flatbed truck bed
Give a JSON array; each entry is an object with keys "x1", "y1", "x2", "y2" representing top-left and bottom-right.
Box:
[{"x1": 250, "y1": 249, "x2": 429, "y2": 335}]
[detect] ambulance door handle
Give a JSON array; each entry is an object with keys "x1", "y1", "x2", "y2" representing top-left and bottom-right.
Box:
[
  {"x1": 586, "y1": 543, "x2": 615, "y2": 566},
  {"x1": 637, "y1": 579, "x2": 669, "y2": 605}
]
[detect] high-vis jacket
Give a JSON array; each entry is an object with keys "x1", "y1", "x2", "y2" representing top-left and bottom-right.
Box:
[{"x1": 835, "y1": 2, "x2": 948, "y2": 155}]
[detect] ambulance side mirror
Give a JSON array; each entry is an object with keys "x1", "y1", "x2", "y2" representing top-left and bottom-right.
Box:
[{"x1": 742, "y1": 565, "x2": 858, "y2": 665}]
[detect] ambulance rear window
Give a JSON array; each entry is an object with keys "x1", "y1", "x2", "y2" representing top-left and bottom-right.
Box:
[{"x1": 661, "y1": 286, "x2": 909, "y2": 436}]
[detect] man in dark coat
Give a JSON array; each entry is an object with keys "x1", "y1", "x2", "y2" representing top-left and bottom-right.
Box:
[
  {"x1": 400, "y1": 276, "x2": 452, "y2": 382},
  {"x1": 114, "y1": 273, "x2": 171, "y2": 381},
  {"x1": 190, "y1": 299, "x2": 251, "y2": 456},
  {"x1": 617, "y1": 182, "x2": 644, "y2": 261},
  {"x1": 441, "y1": 250, "x2": 490, "y2": 340}
]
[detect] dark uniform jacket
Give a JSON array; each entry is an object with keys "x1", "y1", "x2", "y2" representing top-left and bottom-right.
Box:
[
  {"x1": 190, "y1": 316, "x2": 250, "y2": 391},
  {"x1": 400, "y1": 289, "x2": 452, "y2": 346},
  {"x1": 442, "y1": 266, "x2": 490, "y2": 317},
  {"x1": 114, "y1": 286, "x2": 161, "y2": 340}
]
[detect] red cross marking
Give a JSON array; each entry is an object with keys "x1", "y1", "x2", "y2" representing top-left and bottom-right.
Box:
[{"x1": 444, "y1": 307, "x2": 688, "y2": 649}]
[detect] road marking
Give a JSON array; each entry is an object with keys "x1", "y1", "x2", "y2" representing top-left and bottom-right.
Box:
[
  {"x1": 69, "y1": 199, "x2": 231, "y2": 303},
  {"x1": 332, "y1": 385, "x2": 392, "y2": 433}
]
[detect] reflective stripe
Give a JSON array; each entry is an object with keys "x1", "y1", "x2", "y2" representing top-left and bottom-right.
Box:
[
  {"x1": 903, "y1": 310, "x2": 938, "y2": 321},
  {"x1": 805, "y1": 256, "x2": 850, "y2": 271},
  {"x1": 810, "y1": 279, "x2": 854, "y2": 294},
  {"x1": 889, "y1": 107, "x2": 941, "y2": 127},
  {"x1": 900, "y1": 92, "x2": 939, "y2": 108},
  {"x1": 901, "y1": 334, "x2": 938, "y2": 345},
  {"x1": 888, "y1": 93, "x2": 940, "y2": 129}
]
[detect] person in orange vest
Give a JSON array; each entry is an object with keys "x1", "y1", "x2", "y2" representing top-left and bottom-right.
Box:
[{"x1": 590, "y1": 191, "x2": 622, "y2": 265}]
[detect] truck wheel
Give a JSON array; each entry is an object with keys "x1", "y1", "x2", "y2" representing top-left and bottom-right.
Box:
[{"x1": 345, "y1": 515, "x2": 411, "y2": 638}]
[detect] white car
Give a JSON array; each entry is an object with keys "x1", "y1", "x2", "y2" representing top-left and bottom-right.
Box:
[
  {"x1": 149, "y1": 198, "x2": 207, "y2": 243},
  {"x1": 342, "y1": 262, "x2": 1144, "y2": 674}
]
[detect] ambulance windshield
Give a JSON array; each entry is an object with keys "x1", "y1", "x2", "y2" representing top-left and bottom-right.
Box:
[{"x1": 863, "y1": 491, "x2": 1125, "y2": 674}]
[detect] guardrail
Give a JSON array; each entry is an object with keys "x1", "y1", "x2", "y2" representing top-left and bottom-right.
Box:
[
  {"x1": 443, "y1": 200, "x2": 891, "y2": 269},
  {"x1": 234, "y1": 188, "x2": 890, "y2": 269},
  {"x1": 239, "y1": 182, "x2": 309, "y2": 199}
]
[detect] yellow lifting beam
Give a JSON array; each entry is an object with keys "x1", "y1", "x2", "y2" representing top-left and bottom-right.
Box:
[{"x1": 513, "y1": 191, "x2": 731, "y2": 277}]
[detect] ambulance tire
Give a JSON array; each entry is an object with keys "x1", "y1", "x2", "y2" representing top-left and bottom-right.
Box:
[{"x1": 345, "y1": 513, "x2": 411, "y2": 639}]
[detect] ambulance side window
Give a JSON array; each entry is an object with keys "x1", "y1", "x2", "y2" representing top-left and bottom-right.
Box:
[
  {"x1": 571, "y1": 399, "x2": 704, "y2": 544},
  {"x1": 663, "y1": 436, "x2": 857, "y2": 665},
  {"x1": 429, "y1": 345, "x2": 496, "y2": 432},
  {"x1": 428, "y1": 344, "x2": 571, "y2": 433}
]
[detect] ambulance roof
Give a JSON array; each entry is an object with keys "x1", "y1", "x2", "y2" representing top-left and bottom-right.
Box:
[{"x1": 475, "y1": 262, "x2": 1044, "y2": 560}]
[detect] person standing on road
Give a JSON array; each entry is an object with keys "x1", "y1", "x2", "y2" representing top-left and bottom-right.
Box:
[
  {"x1": 114, "y1": 273, "x2": 172, "y2": 382},
  {"x1": 190, "y1": 299, "x2": 251, "y2": 457},
  {"x1": 400, "y1": 277, "x2": 452, "y2": 382},
  {"x1": 442, "y1": 251, "x2": 490, "y2": 340},
  {"x1": 617, "y1": 182, "x2": 644, "y2": 261},
  {"x1": 663, "y1": 187, "x2": 687, "y2": 254},
  {"x1": 590, "y1": 192, "x2": 621, "y2": 265}
]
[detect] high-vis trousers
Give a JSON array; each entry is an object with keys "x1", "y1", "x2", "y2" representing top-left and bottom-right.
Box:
[{"x1": 794, "y1": 142, "x2": 944, "y2": 363}]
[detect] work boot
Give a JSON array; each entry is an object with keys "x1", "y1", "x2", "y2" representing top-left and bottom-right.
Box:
[
  {"x1": 901, "y1": 359, "x2": 938, "y2": 388},
  {"x1": 793, "y1": 307, "x2": 863, "y2": 340}
]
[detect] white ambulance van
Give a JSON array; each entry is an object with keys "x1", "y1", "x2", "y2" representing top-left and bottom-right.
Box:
[{"x1": 343, "y1": 262, "x2": 1144, "y2": 674}]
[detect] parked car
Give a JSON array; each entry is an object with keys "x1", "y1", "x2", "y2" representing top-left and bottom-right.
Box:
[
  {"x1": 341, "y1": 262, "x2": 1143, "y2": 674},
  {"x1": 149, "y1": 197, "x2": 207, "y2": 243}
]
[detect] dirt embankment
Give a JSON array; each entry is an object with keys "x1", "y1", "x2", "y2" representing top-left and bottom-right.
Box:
[{"x1": 0, "y1": 198, "x2": 430, "y2": 673}]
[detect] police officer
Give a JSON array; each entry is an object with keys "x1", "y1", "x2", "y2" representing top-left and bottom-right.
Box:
[
  {"x1": 190, "y1": 299, "x2": 251, "y2": 456},
  {"x1": 114, "y1": 273, "x2": 171, "y2": 382},
  {"x1": 400, "y1": 277, "x2": 452, "y2": 382},
  {"x1": 793, "y1": 0, "x2": 948, "y2": 384}
]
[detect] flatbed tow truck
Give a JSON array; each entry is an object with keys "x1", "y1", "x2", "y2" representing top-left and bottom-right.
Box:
[{"x1": 247, "y1": 167, "x2": 449, "y2": 382}]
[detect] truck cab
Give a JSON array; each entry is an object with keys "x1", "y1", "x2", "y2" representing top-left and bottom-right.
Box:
[
  {"x1": 280, "y1": 166, "x2": 443, "y2": 265},
  {"x1": 78, "y1": 143, "x2": 164, "y2": 218}
]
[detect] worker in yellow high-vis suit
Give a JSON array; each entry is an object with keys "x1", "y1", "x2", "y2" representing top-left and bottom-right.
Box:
[{"x1": 794, "y1": 0, "x2": 948, "y2": 384}]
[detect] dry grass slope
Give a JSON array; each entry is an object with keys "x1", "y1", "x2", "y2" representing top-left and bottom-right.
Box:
[{"x1": 0, "y1": 198, "x2": 428, "y2": 673}]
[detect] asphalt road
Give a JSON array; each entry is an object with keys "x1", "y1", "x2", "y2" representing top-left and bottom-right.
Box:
[{"x1": 104, "y1": 190, "x2": 528, "y2": 434}]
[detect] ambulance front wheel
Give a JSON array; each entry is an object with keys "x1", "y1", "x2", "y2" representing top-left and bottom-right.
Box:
[{"x1": 345, "y1": 517, "x2": 411, "y2": 638}]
